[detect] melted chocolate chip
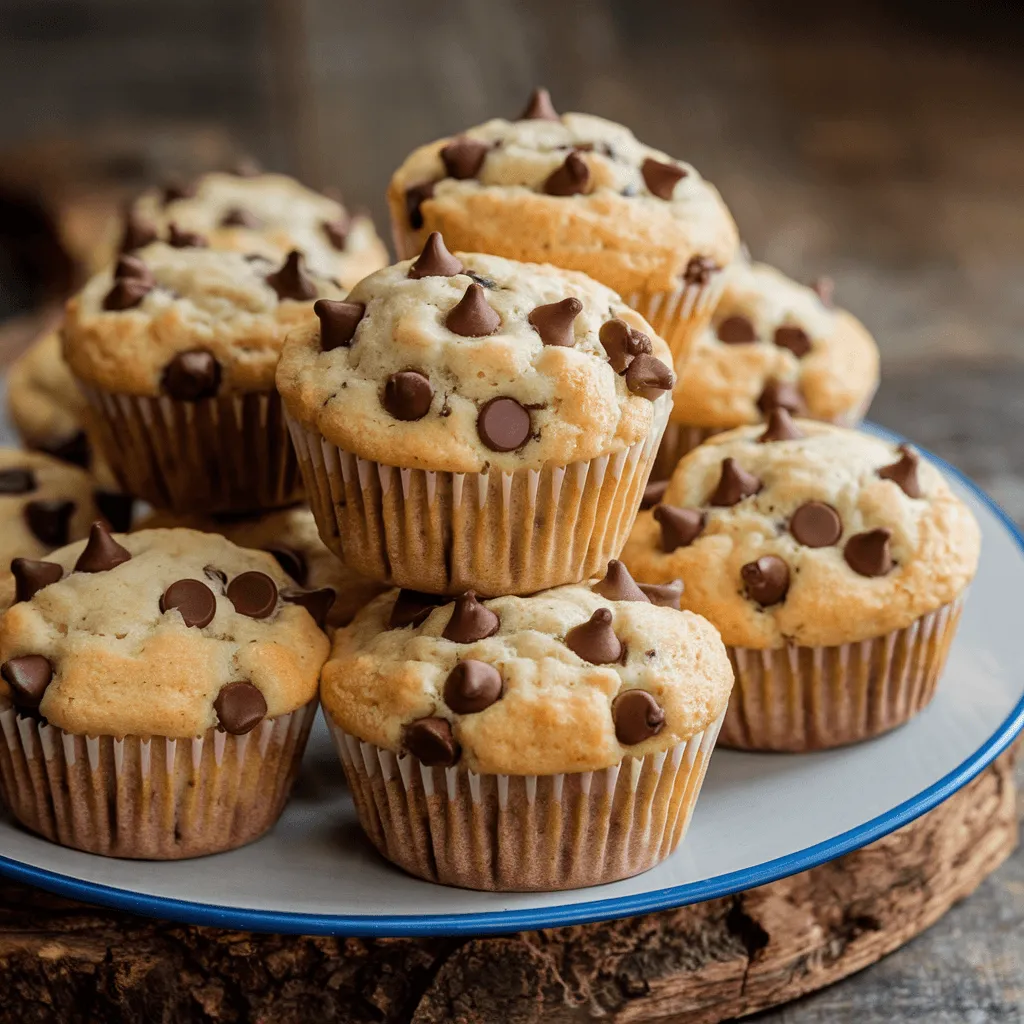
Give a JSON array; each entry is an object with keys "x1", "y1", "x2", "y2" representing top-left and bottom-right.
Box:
[
  {"x1": 444, "y1": 660, "x2": 504, "y2": 714},
  {"x1": 0, "y1": 468, "x2": 36, "y2": 494},
  {"x1": 758, "y1": 408, "x2": 804, "y2": 443},
  {"x1": 774, "y1": 325, "x2": 812, "y2": 358},
  {"x1": 204, "y1": 565, "x2": 228, "y2": 588},
  {"x1": 315, "y1": 298, "x2": 365, "y2": 351},
  {"x1": 446, "y1": 283, "x2": 501, "y2": 337},
  {"x1": 405, "y1": 182, "x2": 435, "y2": 230},
  {"x1": 11, "y1": 558, "x2": 62, "y2": 603},
  {"x1": 161, "y1": 350, "x2": 221, "y2": 400},
  {"x1": 227, "y1": 571, "x2": 278, "y2": 619},
  {"x1": 442, "y1": 591, "x2": 499, "y2": 643},
  {"x1": 120, "y1": 212, "x2": 157, "y2": 253},
  {"x1": 709, "y1": 458, "x2": 762, "y2": 506},
  {"x1": 625, "y1": 353, "x2": 675, "y2": 400},
  {"x1": 383, "y1": 371, "x2": 434, "y2": 420},
  {"x1": 641, "y1": 479, "x2": 669, "y2": 510},
  {"x1": 283, "y1": 587, "x2": 335, "y2": 629},
  {"x1": 441, "y1": 137, "x2": 491, "y2": 179},
  {"x1": 1, "y1": 655, "x2": 53, "y2": 708},
  {"x1": 389, "y1": 589, "x2": 445, "y2": 629},
  {"x1": 544, "y1": 152, "x2": 590, "y2": 196},
  {"x1": 25, "y1": 500, "x2": 76, "y2": 548},
  {"x1": 565, "y1": 608, "x2": 623, "y2": 664},
  {"x1": 214, "y1": 681, "x2": 267, "y2": 735},
  {"x1": 878, "y1": 445, "x2": 922, "y2": 499},
  {"x1": 528, "y1": 297, "x2": 582, "y2": 347},
  {"x1": 519, "y1": 87, "x2": 559, "y2": 121},
  {"x1": 654, "y1": 505, "x2": 705, "y2": 552},
  {"x1": 167, "y1": 223, "x2": 207, "y2": 248},
  {"x1": 684, "y1": 256, "x2": 718, "y2": 286},
  {"x1": 266, "y1": 250, "x2": 317, "y2": 301},
  {"x1": 641, "y1": 157, "x2": 687, "y2": 200},
  {"x1": 403, "y1": 717, "x2": 460, "y2": 767},
  {"x1": 638, "y1": 579, "x2": 684, "y2": 609},
  {"x1": 160, "y1": 579, "x2": 217, "y2": 628},
  {"x1": 790, "y1": 501, "x2": 842, "y2": 548},
  {"x1": 268, "y1": 547, "x2": 307, "y2": 585},
  {"x1": 321, "y1": 216, "x2": 350, "y2": 249},
  {"x1": 716, "y1": 315, "x2": 757, "y2": 344},
  {"x1": 758, "y1": 378, "x2": 804, "y2": 416},
  {"x1": 593, "y1": 560, "x2": 650, "y2": 603},
  {"x1": 408, "y1": 231, "x2": 463, "y2": 279},
  {"x1": 844, "y1": 528, "x2": 893, "y2": 577},
  {"x1": 741, "y1": 555, "x2": 790, "y2": 605},
  {"x1": 812, "y1": 276, "x2": 835, "y2": 307},
  {"x1": 599, "y1": 318, "x2": 651, "y2": 373},
  {"x1": 477, "y1": 397, "x2": 531, "y2": 452},
  {"x1": 612, "y1": 689, "x2": 665, "y2": 745},
  {"x1": 220, "y1": 207, "x2": 262, "y2": 229},
  {"x1": 74, "y1": 521, "x2": 131, "y2": 573}
]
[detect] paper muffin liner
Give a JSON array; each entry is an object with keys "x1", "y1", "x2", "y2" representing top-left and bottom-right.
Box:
[
  {"x1": 286, "y1": 400, "x2": 669, "y2": 596},
  {"x1": 0, "y1": 700, "x2": 316, "y2": 859},
  {"x1": 329, "y1": 712, "x2": 724, "y2": 892},
  {"x1": 720, "y1": 598, "x2": 964, "y2": 752},
  {"x1": 80, "y1": 386, "x2": 304, "y2": 514}
]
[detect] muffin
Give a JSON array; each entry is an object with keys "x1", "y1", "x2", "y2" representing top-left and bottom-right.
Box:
[
  {"x1": 63, "y1": 241, "x2": 345, "y2": 513},
  {"x1": 127, "y1": 169, "x2": 388, "y2": 288},
  {"x1": 276, "y1": 238, "x2": 676, "y2": 595},
  {"x1": 622, "y1": 416, "x2": 980, "y2": 750},
  {"x1": 387, "y1": 88, "x2": 739, "y2": 367},
  {"x1": 652, "y1": 262, "x2": 879, "y2": 479},
  {"x1": 138, "y1": 505, "x2": 386, "y2": 629},
  {"x1": 0, "y1": 525, "x2": 330, "y2": 858},
  {"x1": 323, "y1": 567, "x2": 732, "y2": 891}
]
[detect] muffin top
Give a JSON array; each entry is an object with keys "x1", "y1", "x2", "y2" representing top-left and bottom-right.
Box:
[
  {"x1": 138, "y1": 505, "x2": 386, "y2": 629},
  {"x1": 64, "y1": 242, "x2": 344, "y2": 396},
  {"x1": 621, "y1": 418, "x2": 980, "y2": 648},
  {"x1": 0, "y1": 526, "x2": 330, "y2": 737},
  {"x1": 387, "y1": 89, "x2": 740, "y2": 295},
  {"x1": 322, "y1": 566, "x2": 732, "y2": 776},
  {"x1": 671, "y1": 263, "x2": 879, "y2": 430},
  {"x1": 277, "y1": 239, "x2": 675, "y2": 473},
  {"x1": 129, "y1": 170, "x2": 388, "y2": 288}
]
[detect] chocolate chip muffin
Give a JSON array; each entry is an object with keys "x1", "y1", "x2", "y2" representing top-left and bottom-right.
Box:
[
  {"x1": 622, "y1": 416, "x2": 980, "y2": 750},
  {"x1": 277, "y1": 237, "x2": 676, "y2": 595},
  {"x1": 652, "y1": 262, "x2": 879, "y2": 479},
  {"x1": 323, "y1": 565, "x2": 731, "y2": 890},
  {"x1": 387, "y1": 88, "x2": 740, "y2": 367},
  {"x1": 128, "y1": 169, "x2": 388, "y2": 288},
  {"x1": 0, "y1": 525, "x2": 330, "y2": 858},
  {"x1": 63, "y1": 241, "x2": 345, "y2": 513}
]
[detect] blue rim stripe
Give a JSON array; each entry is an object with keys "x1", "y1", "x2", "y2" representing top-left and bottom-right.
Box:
[{"x1": 0, "y1": 423, "x2": 1021, "y2": 937}]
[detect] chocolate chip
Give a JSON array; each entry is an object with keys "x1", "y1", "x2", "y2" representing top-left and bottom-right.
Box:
[
  {"x1": 790, "y1": 501, "x2": 842, "y2": 548},
  {"x1": 405, "y1": 182, "x2": 435, "y2": 230},
  {"x1": 94, "y1": 491, "x2": 134, "y2": 533},
  {"x1": 1, "y1": 655, "x2": 53, "y2": 709},
  {"x1": 684, "y1": 256, "x2": 718, "y2": 286},
  {"x1": 204, "y1": 565, "x2": 228, "y2": 588},
  {"x1": 383, "y1": 371, "x2": 434, "y2": 420},
  {"x1": 528, "y1": 297, "x2": 582, "y2": 347},
  {"x1": 625, "y1": 353, "x2": 675, "y2": 400},
  {"x1": 709, "y1": 458, "x2": 762, "y2": 506},
  {"x1": 268, "y1": 547, "x2": 307, "y2": 585},
  {"x1": 638, "y1": 579, "x2": 684, "y2": 609},
  {"x1": 0, "y1": 468, "x2": 36, "y2": 494},
  {"x1": 74, "y1": 521, "x2": 131, "y2": 573},
  {"x1": 220, "y1": 207, "x2": 262, "y2": 229},
  {"x1": 314, "y1": 298, "x2": 364, "y2": 351},
  {"x1": 593, "y1": 560, "x2": 650, "y2": 602},
  {"x1": 408, "y1": 231, "x2": 463, "y2": 279},
  {"x1": 161, "y1": 350, "x2": 221, "y2": 400},
  {"x1": 812, "y1": 276, "x2": 835, "y2": 307},
  {"x1": 544, "y1": 152, "x2": 590, "y2": 197},
  {"x1": 103, "y1": 255, "x2": 155, "y2": 310},
  {"x1": 444, "y1": 660, "x2": 504, "y2": 714},
  {"x1": 266, "y1": 250, "x2": 317, "y2": 301},
  {"x1": 716, "y1": 315, "x2": 757, "y2": 344},
  {"x1": 641, "y1": 478, "x2": 669, "y2": 510},
  {"x1": 40, "y1": 431, "x2": 90, "y2": 468},
  {"x1": 163, "y1": 179, "x2": 196, "y2": 204},
  {"x1": 519, "y1": 87, "x2": 559, "y2": 121},
  {"x1": 167, "y1": 223, "x2": 207, "y2": 248},
  {"x1": 24, "y1": 500, "x2": 76, "y2": 548},
  {"x1": 641, "y1": 157, "x2": 687, "y2": 200},
  {"x1": 758, "y1": 408, "x2": 804, "y2": 443},
  {"x1": 389, "y1": 589, "x2": 446, "y2": 629},
  {"x1": 446, "y1": 283, "x2": 501, "y2": 337},
  {"x1": 214, "y1": 681, "x2": 267, "y2": 735},
  {"x1": 11, "y1": 558, "x2": 62, "y2": 603},
  {"x1": 878, "y1": 444, "x2": 922, "y2": 499},
  {"x1": 120, "y1": 212, "x2": 157, "y2": 253},
  {"x1": 653, "y1": 505, "x2": 705, "y2": 552},
  {"x1": 160, "y1": 579, "x2": 217, "y2": 628},
  {"x1": 565, "y1": 608, "x2": 623, "y2": 664},
  {"x1": 774, "y1": 325, "x2": 812, "y2": 358},
  {"x1": 612, "y1": 689, "x2": 665, "y2": 745},
  {"x1": 321, "y1": 217, "x2": 350, "y2": 249},
  {"x1": 403, "y1": 717, "x2": 460, "y2": 767},
  {"x1": 441, "y1": 137, "x2": 490, "y2": 179},
  {"x1": 599, "y1": 318, "x2": 651, "y2": 373},
  {"x1": 442, "y1": 591, "x2": 499, "y2": 643},
  {"x1": 758, "y1": 378, "x2": 804, "y2": 416},
  {"x1": 227, "y1": 571, "x2": 278, "y2": 619},
  {"x1": 465, "y1": 270, "x2": 496, "y2": 289},
  {"x1": 844, "y1": 528, "x2": 893, "y2": 577},
  {"x1": 741, "y1": 555, "x2": 790, "y2": 605},
  {"x1": 477, "y1": 397, "x2": 531, "y2": 452},
  {"x1": 283, "y1": 587, "x2": 335, "y2": 629}
]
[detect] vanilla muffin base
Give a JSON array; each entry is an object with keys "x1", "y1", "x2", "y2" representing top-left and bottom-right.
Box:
[
  {"x1": 287, "y1": 400, "x2": 669, "y2": 596},
  {"x1": 0, "y1": 699, "x2": 316, "y2": 859},
  {"x1": 83, "y1": 387, "x2": 303, "y2": 514},
  {"x1": 331, "y1": 711, "x2": 723, "y2": 891},
  {"x1": 721, "y1": 598, "x2": 962, "y2": 752}
]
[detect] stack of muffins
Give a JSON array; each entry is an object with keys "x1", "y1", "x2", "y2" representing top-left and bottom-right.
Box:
[{"x1": 0, "y1": 90, "x2": 980, "y2": 893}]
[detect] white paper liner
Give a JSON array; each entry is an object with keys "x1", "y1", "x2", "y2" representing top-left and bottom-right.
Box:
[
  {"x1": 721, "y1": 598, "x2": 964, "y2": 751},
  {"x1": 0, "y1": 700, "x2": 317, "y2": 859},
  {"x1": 286, "y1": 398, "x2": 670, "y2": 596},
  {"x1": 80, "y1": 386, "x2": 304, "y2": 514},
  {"x1": 329, "y1": 712, "x2": 724, "y2": 892}
]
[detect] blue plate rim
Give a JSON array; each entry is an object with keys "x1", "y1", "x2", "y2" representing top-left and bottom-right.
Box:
[{"x1": 0, "y1": 423, "x2": 1021, "y2": 937}]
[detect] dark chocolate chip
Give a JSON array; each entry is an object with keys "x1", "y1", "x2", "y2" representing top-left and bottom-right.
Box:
[
  {"x1": 408, "y1": 231, "x2": 463, "y2": 279},
  {"x1": 24, "y1": 500, "x2": 76, "y2": 548},
  {"x1": 1, "y1": 655, "x2": 53, "y2": 709},
  {"x1": 0, "y1": 468, "x2": 36, "y2": 494},
  {"x1": 161, "y1": 350, "x2": 221, "y2": 400},
  {"x1": 227, "y1": 571, "x2": 278, "y2": 619},
  {"x1": 641, "y1": 157, "x2": 687, "y2": 200},
  {"x1": 160, "y1": 579, "x2": 217, "y2": 628},
  {"x1": 716, "y1": 315, "x2": 758, "y2": 344},
  {"x1": 741, "y1": 555, "x2": 790, "y2": 605},
  {"x1": 442, "y1": 591, "x2": 500, "y2": 643},
  {"x1": 638, "y1": 579, "x2": 684, "y2": 609},
  {"x1": 315, "y1": 298, "x2": 365, "y2": 351},
  {"x1": 653, "y1": 505, "x2": 706, "y2": 552},
  {"x1": 625, "y1": 353, "x2": 675, "y2": 400},
  {"x1": 519, "y1": 87, "x2": 559, "y2": 121},
  {"x1": 39, "y1": 430, "x2": 90, "y2": 469},
  {"x1": 844, "y1": 528, "x2": 893, "y2": 577},
  {"x1": 405, "y1": 182, "x2": 435, "y2": 230},
  {"x1": 758, "y1": 408, "x2": 804, "y2": 443},
  {"x1": 593, "y1": 560, "x2": 650, "y2": 603},
  {"x1": 214, "y1": 681, "x2": 268, "y2": 735},
  {"x1": 477, "y1": 397, "x2": 531, "y2": 452},
  {"x1": 266, "y1": 250, "x2": 317, "y2": 301},
  {"x1": 74, "y1": 521, "x2": 131, "y2": 573},
  {"x1": 565, "y1": 608, "x2": 623, "y2": 664},
  {"x1": 167, "y1": 223, "x2": 207, "y2": 248},
  {"x1": 389, "y1": 589, "x2": 446, "y2": 629},
  {"x1": 383, "y1": 371, "x2": 434, "y2": 421},
  {"x1": 641, "y1": 479, "x2": 669, "y2": 510},
  {"x1": 441, "y1": 137, "x2": 491, "y2": 179},
  {"x1": 812, "y1": 276, "x2": 835, "y2": 307},
  {"x1": 446, "y1": 283, "x2": 501, "y2": 337},
  {"x1": 612, "y1": 689, "x2": 665, "y2": 745},
  {"x1": 878, "y1": 444, "x2": 922, "y2": 499},
  {"x1": 94, "y1": 491, "x2": 134, "y2": 533},
  {"x1": 283, "y1": 587, "x2": 335, "y2": 629},
  {"x1": 709, "y1": 458, "x2": 762, "y2": 506},
  {"x1": 774, "y1": 325, "x2": 812, "y2": 358},
  {"x1": 11, "y1": 558, "x2": 62, "y2": 603},
  {"x1": 544, "y1": 152, "x2": 590, "y2": 197},
  {"x1": 103, "y1": 255, "x2": 155, "y2": 310},
  {"x1": 528, "y1": 297, "x2": 582, "y2": 347},
  {"x1": 599, "y1": 318, "x2": 651, "y2": 373},
  {"x1": 120, "y1": 212, "x2": 157, "y2": 253},
  {"x1": 790, "y1": 501, "x2": 842, "y2": 548},
  {"x1": 403, "y1": 716, "x2": 460, "y2": 767},
  {"x1": 444, "y1": 660, "x2": 504, "y2": 714},
  {"x1": 268, "y1": 547, "x2": 307, "y2": 585},
  {"x1": 321, "y1": 216, "x2": 350, "y2": 249},
  {"x1": 683, "y1": 256, "x2": 718, "y2": 286},
  {"x1": 162, "y1": 179, "x2": 196, "y2": 204},
  {"x1": 758, "y1": 378, "x2": 804, "y2": 416},
  {"x1": 220, "y1": 207, "x2": 262, "y2": 229}
]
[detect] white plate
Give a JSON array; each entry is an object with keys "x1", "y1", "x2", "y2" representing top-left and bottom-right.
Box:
[{"x1": 0, "y1": 425, "x2": 1022, "y2": 936}]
